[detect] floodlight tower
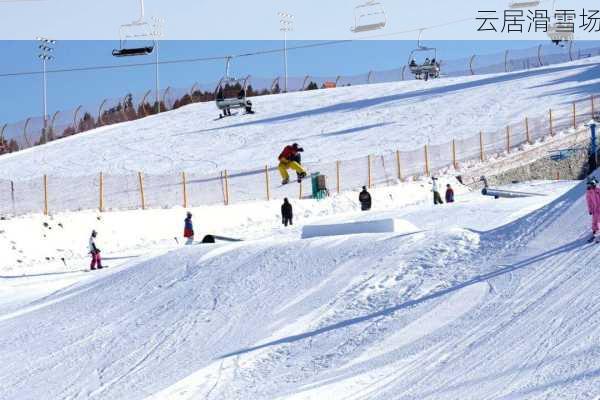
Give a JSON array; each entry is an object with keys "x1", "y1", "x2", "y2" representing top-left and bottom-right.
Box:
[
  {"x1": 278, "y1": 11, "x2": 294, "y2": 93},
  {"x1": 37, "y1": 37, "x2": 55, "y2": 144}
]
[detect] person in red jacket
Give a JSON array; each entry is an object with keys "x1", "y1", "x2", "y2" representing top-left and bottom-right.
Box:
[{"x1": 278, "y1": 143, "x2": 307, "y2": 185}]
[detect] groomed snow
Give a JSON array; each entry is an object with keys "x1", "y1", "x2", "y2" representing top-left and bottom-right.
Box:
[
  {"x1": 0, "y1": 57, "x2": 599, "y2": 180},
  {"x1": 1, "y1": 55, "x2": 600, "y2": 400},
  {"x1": 2, "y1": 177, "x2": 599, "y2": 400}
]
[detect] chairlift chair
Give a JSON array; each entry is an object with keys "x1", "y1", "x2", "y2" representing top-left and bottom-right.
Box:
[
  {"x1": 546, "y1": 0, "x2": 574, "y2": 46},
  {"x1": 350, "y1": 0, "x2": 387, "y2": 33},
  {"x1": 408, "y1": 31, "x2": 440, "y2": 81},
  {"x1": 112, "y1": 0, "x2": 155, "y2": 57},
  {"x1": 508, "y1": 1, "x2": 540, "y2": 9},
  {"x1": 547, "y1": 23, "x2": 574, "y2": 46},
  {"x1": 214, "y1": 57, "x2": 254, "y2": 117}
]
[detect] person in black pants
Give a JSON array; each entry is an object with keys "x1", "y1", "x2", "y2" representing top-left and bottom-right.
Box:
[
  {"x1": 359, "y1": 186, "x2": 372, "y2": 211},
  {"x1": 291, "y1": 151, "x2": 304, "y2": 182},
  {"x1": 282, "y1": 198, "x2": 293, "y2": 227}
]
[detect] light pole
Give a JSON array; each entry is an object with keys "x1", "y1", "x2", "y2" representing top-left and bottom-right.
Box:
[
  {"x1": 150, "y1": 17, "x2": 165, "y2": 114},
  {"x1": 278, "y1": 11, "x2": 294, "y2": 93},
  {"x1": 37, "y1": 37, "x2": 55, "y2": 144}
]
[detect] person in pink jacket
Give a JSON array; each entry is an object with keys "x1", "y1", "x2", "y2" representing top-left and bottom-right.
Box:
[{"x1": 586, "y1": 177, "x2": 600, "y2": 240}]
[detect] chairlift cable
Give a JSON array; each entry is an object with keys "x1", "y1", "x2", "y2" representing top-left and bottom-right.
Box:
[{"x1": 0, "y1": 17, "x2": 474, "y2": 79}]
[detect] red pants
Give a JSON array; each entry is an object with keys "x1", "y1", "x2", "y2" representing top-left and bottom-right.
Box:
[
  {"x1": 90, "y1": 252, "x2": 102, "y2": 269},
  {"x1": 593, "y1": 212, "x2": 600, "y2": 234}
]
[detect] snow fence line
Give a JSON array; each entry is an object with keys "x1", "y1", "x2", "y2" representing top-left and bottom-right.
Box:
[{"x1": 0, "y1": 96, "x2": 597, "y2": 217}]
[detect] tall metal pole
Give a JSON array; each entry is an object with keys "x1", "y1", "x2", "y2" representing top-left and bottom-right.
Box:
[
  {"x1": 151, "y1": 17, "x2": 164, "y2": 114},
  {"x1": 279, "y1": 11, "x2": 294, "y2": 93},
  {"x1": 37, "y1": 37, "x2": 55, "y2": 144},
  {"x1": 284, "y1": 29, "x2": 288, "y2": 93},
  {"x1": 42, "y1": 56, "x2": 47, "y2": 142},
  {"x1": 155, "y1": 39, "x2": 160, "y2": 113}
]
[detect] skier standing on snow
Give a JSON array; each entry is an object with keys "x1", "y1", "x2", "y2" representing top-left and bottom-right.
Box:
[
  {"x1": 445, "y1": 184, "x2": 455, "y2": 203},
  {"x1": 586, "y1": 177, "x2": 600, "y2": 241},
  {"x1": 359, "y1": 186, "x2": 372, "y2": 211},
  {"x1": 282, "y1": 198, "x2": 293, "y2": 227},
  {"x1": 89, "y1": 230, "x2": 104, "y2": 270},
  {"x1": 278, "y1": 143, "x2": 307, "y2": 185},
  {"x1": 432, "y1": 177, "x2": 444, "y2": 205},
  {"x1": 184, "y1": 212, "x2": 195, "y2": 245}
]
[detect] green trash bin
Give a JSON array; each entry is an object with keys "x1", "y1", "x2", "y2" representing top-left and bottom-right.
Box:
[{"x1": 311, "y1": 172, "x2": 329, "y2": 200}]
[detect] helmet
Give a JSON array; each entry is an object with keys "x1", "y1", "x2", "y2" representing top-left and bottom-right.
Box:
[
  {"x1": 292, "y1": 143, "x2": 299, "y2": 149},
  {"x1": 187, "y1": 212, "x2": 192, "y2": 218},
  {"x1": 91, "y1": 230, "x2": 97, "y2": 237}
]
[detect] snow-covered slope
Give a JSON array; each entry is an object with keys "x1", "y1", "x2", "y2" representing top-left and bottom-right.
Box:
[
  {"x1": 1, "y1": 177, "x2": 598, "y2": 399},
  {"x1": 1, "y1": 57, "x2": 599, "y2": 180}
]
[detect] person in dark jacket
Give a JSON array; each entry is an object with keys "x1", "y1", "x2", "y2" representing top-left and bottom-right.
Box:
[
  {"x1": 281, "y1": 198, "x2": 293, "y2": 227},
  {"x1": 184, "y1": 212, "x2": 194, "y2": 245},
  {"x1": 432, "y1": 177, "x2": 444, "y2": 205},
  {"x1": 445, "y1": 184, "x2": 455, "y2": 203},
  {"x1": 359, "y1": 186, "x2": 372, "y2": 211}
]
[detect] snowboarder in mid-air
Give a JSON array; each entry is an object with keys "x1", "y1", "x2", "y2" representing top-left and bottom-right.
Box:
[
  {"x1": 586, "y1": 177, "x2": 600, "y2": 243},
  {"x1": 184, "y1": 212, "x2": 195, "y2": 245},
  {"x1": 278, "y1": 143, "x2": 307, "y2": 185},
  {"x1": 89, "y1": 230, "x2": 104, "y2": 270},
  {"x1": 359, "y1": 186, "x2": 372, "y2": 211},
  {"x1": 281, "y1": 198, "x2": 293, "y2": 227}
]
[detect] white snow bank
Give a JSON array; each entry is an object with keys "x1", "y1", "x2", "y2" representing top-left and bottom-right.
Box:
[{"x1": 301, "y1": 218, "x2": 419, "y2": 239}]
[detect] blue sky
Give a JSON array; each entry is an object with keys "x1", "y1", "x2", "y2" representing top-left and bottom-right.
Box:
[{"x1": 1, "y1": 0, "x2": 599, "y2": 40}]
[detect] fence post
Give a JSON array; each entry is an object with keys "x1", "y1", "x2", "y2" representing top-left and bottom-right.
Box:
[
  {"x1": 573, "y1": 102, "x2": 577, "y2": 129},
  {"x1": 264, "y1": 166, "x2": 270, "y2": 201},
  {"x1": 10, "y1": 180, "x2": 15, "y2": 215},
  {"x1": 99, "y1": 172, "x2": 104, "y2": 212},
  {"x1": 220, "y1": 172, "x2": 227, "y2": 205},
  {"x1": 525, "y1": 117, "x2": 531, "y2": 145},
  {"x1": 479, "y1": 131, "x2": 485, "y2": 162},
  {"x1": 396, "y1": 150, "x2": 402, "y2": 181},
  {"x1": 506, "y1": 126, "x2": 511, "y2": 153},
  {"x1": 424, "y1": 145, "x2": 430, "y2": 176},
  {"x1": 452, "y1": 140, "x2": 457, "y2": 170},
  {"x1": 549, "y1": 109, "x2": 554, "y2": 136},
  {"x1": 336, "y1": 160, "x2": 341, "y2": 194},
  {"x1": 224, "y1": 170, "x2": 230, "y2": 205},
  {"x1": 43, "y1": 175, "x2": 48, "y2": 216},
  {"x1": 182, "y1": 172, "x2": 188, "y2": 208},
  {"x1": 138, "y1": 172, "x2": 146, "y2": 210},
  {"x1": 367, "y1": 155, "x2": 372, "y2": 188}
]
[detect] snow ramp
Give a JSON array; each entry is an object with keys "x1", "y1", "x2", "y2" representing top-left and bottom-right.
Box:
[{"x1": 0, "y1": 176, "x2": 599, "y2": 399}]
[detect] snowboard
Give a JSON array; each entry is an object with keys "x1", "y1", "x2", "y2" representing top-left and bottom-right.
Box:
[
  {"x1": 86, "y1": 266, "x2": 109, "y2": 272},
  {"x1": 214, "y1": 111, "x2": 239, "y2": 120}
]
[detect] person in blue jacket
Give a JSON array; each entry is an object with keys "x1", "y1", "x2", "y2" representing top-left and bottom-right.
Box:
[{"x1": 184, "y1": 212, "x2": 194, "y2": 245}]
